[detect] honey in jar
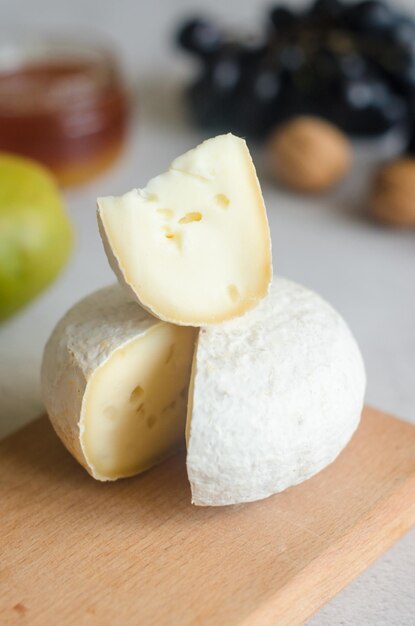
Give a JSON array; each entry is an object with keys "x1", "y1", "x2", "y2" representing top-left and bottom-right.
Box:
[{"x1": 0, "y1": 39, "x2": 128, "y2": 186}]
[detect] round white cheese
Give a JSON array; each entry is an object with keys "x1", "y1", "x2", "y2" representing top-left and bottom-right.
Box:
[
  {"x1": 41, "y1": 285, "x2": 197, "y2": 480},
  {"x1": 186, "y1": 277, "x2": 366, "y2": 506}
]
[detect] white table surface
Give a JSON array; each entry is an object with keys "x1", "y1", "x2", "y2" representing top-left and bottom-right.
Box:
[{"x1": 0, "y1": 0, "x2": 414, "y2": 624}]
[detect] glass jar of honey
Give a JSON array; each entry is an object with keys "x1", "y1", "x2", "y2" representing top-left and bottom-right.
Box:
[{"x1": 0, "y1": 38, "x2": 129, "y2": 186}]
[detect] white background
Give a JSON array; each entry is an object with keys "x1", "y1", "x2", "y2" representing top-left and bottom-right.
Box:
[{"x1": 0, "y1": 0, "x2": 414, "y2": 624}]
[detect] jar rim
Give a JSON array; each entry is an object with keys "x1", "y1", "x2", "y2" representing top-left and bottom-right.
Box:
[{"x1": 0, "y1": 35, "x2": 117, "y2": 73}]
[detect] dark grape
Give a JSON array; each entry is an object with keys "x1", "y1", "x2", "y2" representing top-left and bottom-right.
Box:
[
  {"x1": 315, "y1": 49, "x2": 368, "y2": 82},
  {"x1": 231, "y1": 67, "x2": 284, "y2": 137},
  {"x1": 338, "y1": 53, "x2": 367, "y2": 80},
  {"x1": 343, "y1": 1, "x2": 397, "y2": 33},
  {"x1": 391, "y1": 17, "x2": 415, "y2": 48},
  {"x1": 278, "y1": 45, "x2": 306, "y2": 73},
  {"x1": 269, "y1": 6, "x2": 296, "y2": 31},
  {"x1": 253, "y1": 67, "x2": 281, "y2": 102},
  {"x1": 211, "y1": 57, "x2": 241, "y2": 91},
  {"x1": 177, "y1": 18, "x2": 222, "y2": 56},
  {"x1": 374, "y1": 45, "x2": 415, "y2": 98},
  {"x1": 313, "y1": 49, "x2": 341, "y2": 81},
  {"x1": 337, "y1": 78, "x2": 407, "y2": 134},
  {"x1": 346, "y1": 80, "x2": 376, "y2": 109}
]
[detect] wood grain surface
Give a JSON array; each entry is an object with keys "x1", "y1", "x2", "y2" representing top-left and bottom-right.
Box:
[{"x1": 1, "y1": 406, "x2": 415, "y2": 626}]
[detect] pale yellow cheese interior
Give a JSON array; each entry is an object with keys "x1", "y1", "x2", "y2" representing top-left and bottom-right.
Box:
[
  {"x1": 98, "y1": 134, "x2": 272, "y2": 326},
  {"x1": 81, "y1": 324, "x2": 197, "y2": 479}
]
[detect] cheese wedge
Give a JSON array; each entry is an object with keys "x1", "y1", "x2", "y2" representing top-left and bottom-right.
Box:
[
  {"x1": 97, "y1": 134, "x2": 272, "y2": 326},
  {"x1": 186, "y1": 277, "x2": 366, "y2": 506},
  {"x1": 41, "y1": 285, "x2": 197, "y2": 480}
]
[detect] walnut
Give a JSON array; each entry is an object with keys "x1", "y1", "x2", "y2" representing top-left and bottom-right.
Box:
[
  {"x1": 268, "y1": 116, "x2": 352, "y2": 192},
  {"x1": 370, "y1": 158, "x2": 415, "y2": 227}
]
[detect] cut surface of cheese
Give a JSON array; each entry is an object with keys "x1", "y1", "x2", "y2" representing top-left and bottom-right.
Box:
[
  {"x1": 186, "y1": 277, "x2": 366, "y2": 506},
  {"x1": 97, "y1": 134, "x2": 272, "y2": 326},
  {"x1": 41, "y1": 285, "x2": 197, "y2": 480}
]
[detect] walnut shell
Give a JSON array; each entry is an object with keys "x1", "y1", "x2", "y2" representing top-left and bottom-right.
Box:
[
  {"x1": 370, "y1": 158, "x2": 415, "y2": 227},
  {"x1": 268, "y1": 116, "x2": 352, "y2": 193}
]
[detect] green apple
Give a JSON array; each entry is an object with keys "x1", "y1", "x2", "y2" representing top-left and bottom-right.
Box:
[{"x1": 0, "y1": 153, "x2": 73, "y2": 321}]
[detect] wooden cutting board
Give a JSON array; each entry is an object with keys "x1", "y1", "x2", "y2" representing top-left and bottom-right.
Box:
[{"x1": 1, "y1": 406, "x2": 415, "y2": 626}]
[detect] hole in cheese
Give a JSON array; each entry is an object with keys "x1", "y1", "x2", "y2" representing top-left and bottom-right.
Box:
[
  {"x1": 214, "y1": 193, "x2": 230, "y2": 208},
  {"x1": 164, "y1": 230, "x2": 183, "y2": 251},
  {"x1": 157, "y1": 208, "x2": 174, "y2": 219},
  {"x1": 165, "y1": 344, "x2": 175, "y2": 364},
  {"x1": 227, "y1": 284, "x2": 240, "y2": 302},
  {"x1": 147, "y1": 414, "x2": 157, "y2": 429},
  {"x1": 130, "y1": 385, "x2": 144, "y2": 402},
  {"x1": 103, "y1": 406, "x2": 117, "y2": 421},
  {"x1": 145, "y1": 192, "x2": 159, "y2": 202},
  {"x1": 179, "y1": 211, "x2": 202, "y2": 224},
  {"x1": 162, "y1": 400, "x2": 176, "y2": 413}
]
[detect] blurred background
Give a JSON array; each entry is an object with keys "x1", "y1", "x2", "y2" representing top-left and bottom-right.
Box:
[{"x1": 0, "y1": 1, "x2": 414, "y2": 624}]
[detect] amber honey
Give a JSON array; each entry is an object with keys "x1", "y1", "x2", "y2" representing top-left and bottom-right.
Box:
[{"x1": 0, "y1": 40, "x2": 128, "y2": 186}]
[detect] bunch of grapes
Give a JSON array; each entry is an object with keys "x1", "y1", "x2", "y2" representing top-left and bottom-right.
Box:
[{"x1": 177, "y1": 0, "x2": 415, "y2": 146}]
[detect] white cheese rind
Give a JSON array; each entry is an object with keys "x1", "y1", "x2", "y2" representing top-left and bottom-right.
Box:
[
  {"x1": 97, "y1": 133, "x2": 272, "y2": 326},
  {"x1": 186, "y1": 277, "x2": 366, "y2": 506},
  {"x1": 41, "y1": 285, "x2": 197, "y2": 480}
]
